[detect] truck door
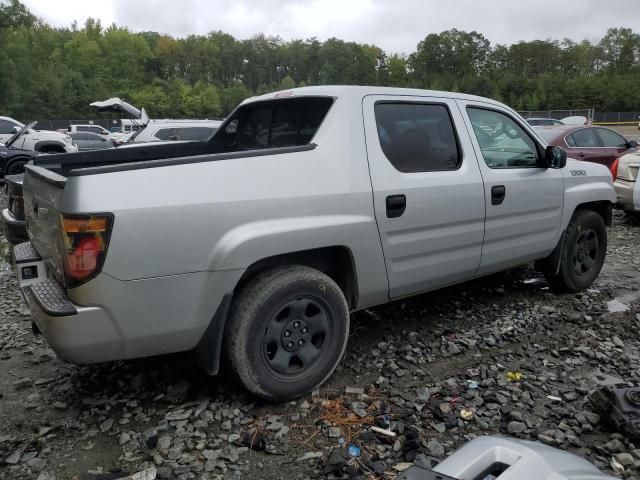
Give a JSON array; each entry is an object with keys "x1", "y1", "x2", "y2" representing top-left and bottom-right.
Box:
[
  {"x1": 363, "y1": 95, "x2": 486, "y2": 299},
  {"x1": 458, "y1": 101, "x2": 564, "y2": 275}
]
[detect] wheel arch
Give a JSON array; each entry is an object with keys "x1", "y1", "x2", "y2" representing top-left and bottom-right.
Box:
[
  {"x1": 4, "y1": 155, "x2": 31, "y2": 175},
  {"x1": 234, "y1": 246, "x2": 359, "y2": 310},
  {"x1": 34, "y1": 141, "x2": 65, "y2": 153}
]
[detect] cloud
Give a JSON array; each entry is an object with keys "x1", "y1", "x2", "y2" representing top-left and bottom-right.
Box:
[{"x1": 21, "y1": 0, "x2": 640, "y2": 54}]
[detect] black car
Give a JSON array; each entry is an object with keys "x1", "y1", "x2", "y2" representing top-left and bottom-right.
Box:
[
  {"x1": 0, "y1": 121, "x2": 38, "y2": 177},
  {"x1": 2, "y1": 174, "x2": 27, "y2": 244}
]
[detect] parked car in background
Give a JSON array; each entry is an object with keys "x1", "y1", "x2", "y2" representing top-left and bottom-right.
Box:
[
  {"x1": 526, "y1": 117, "x2": 565, "y2": 126},
  {"x1": 70, "y1": 131, "x2": 115, "y2": 151},
  {"x1": 0, "y1": 116, "x2": 77, "y2": 154},
  {"x1": 108, "y1": 119, "x2": 141, "y2": 140},
  {"x1": 613, "y1": 149, "x2": 640, "y2": 214},
  {"x1": 536, "y1": 125, "x2": 638, "y2": 172},
  {"x1": 0, "y1": 122, "x2": 39, "y2": 176},
  {"x1": 68, "y1": 124, "x2": 110, "y2": 136},
  {"x1": 11, "y1": 86, "x2": 615, "y2": 401},
  {"x1": 124, "y1": 119, "x2": 222, "y2": 143}
]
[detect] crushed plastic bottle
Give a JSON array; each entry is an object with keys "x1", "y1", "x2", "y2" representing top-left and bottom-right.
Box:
[
  {"x1": 506, "y1": 371, "x2": 523, "y2": 382},
  {"x1": 347, "y1": 443, "x2": 361, "y2": 457}
]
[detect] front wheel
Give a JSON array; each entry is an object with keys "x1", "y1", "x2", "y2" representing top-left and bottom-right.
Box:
[
  {"x1": 546, "y1": 209, "x2": 607, "y2": 293},
  {"x1": 225, "y1": 265, "x2": 350, "y2": 401},
  {"x1": 5, "y1": 158, "x2": 28, "y2": 175}
]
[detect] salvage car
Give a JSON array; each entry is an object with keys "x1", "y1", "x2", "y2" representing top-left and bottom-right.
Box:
[
  {"x1": 613, "y1": 149, "x2": 640, "y2": 214},
  {"x1": 536, "y1": 125, "x2": 638, "y2": 172},
  {"x1": 0, "y1": 116, "x2": 77, "y2": 154},
  {"x1": 69, "y1": 131, "x2": 115, "y2": 151},
  {"x1": 13, "y1": 86, "x2": 615, "y2": 401},
  {"x1": 0, "y1": 122, "x2": 39, "y2": 176}
]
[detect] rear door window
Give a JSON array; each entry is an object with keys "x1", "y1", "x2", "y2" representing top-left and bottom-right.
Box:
[
  {"x1": 374, "y1": 102, "x2": 461, "y2": 173},
  {"x1": 214, "y1": 97, "x2": 333, "y2": 151}
]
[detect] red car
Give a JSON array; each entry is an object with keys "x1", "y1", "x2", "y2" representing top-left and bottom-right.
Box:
[{"x1": 535, "y1": 125, "x2": 638, "y2": 172}]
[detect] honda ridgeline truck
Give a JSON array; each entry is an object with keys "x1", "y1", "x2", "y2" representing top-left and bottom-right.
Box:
[{"x1": 13, "y1": 86, "x2": 615, "y2": 401}]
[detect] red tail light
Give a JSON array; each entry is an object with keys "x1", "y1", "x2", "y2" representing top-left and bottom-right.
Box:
[
  {"x1": 610, "y1": 158, "x2": 620, "y2": 180},
  {"x1": 60, "y1": 214, "x2": 113, "y2": 287}
]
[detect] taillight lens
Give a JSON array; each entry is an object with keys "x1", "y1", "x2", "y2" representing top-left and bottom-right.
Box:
[
  {"x1": 60, "y1": 214, "x2": 113, "y2": 287},
  {"x1": 610, "y1": 158, "x2": 620, "y2": 180}
]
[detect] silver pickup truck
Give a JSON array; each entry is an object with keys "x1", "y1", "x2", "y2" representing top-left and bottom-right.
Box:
[{"x1": 13, "y1": 86, "x2": 615, "y2": 401}]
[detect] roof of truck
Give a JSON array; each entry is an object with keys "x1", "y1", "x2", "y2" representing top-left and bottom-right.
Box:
[{"x1": 243, "y1": 85, "x2": 507, "y2": 108}]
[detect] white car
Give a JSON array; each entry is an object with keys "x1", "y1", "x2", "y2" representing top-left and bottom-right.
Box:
[
  {"x1": 126, "y1": 119, "x2": 222, "y2": 143},
  {"x1": 0, "y1": 116, "x2": 77, "y2": 153},
  {"x1": 613, "y1": 149, "x2": 640, "y2": 214},
  {"x1": 68, "y1": 124, "x2": 110, "y2": 136}
]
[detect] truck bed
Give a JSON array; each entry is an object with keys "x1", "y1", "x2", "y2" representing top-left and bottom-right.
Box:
[{"x1": 33, "y1": 140, "x2": 225, "y2": 176}]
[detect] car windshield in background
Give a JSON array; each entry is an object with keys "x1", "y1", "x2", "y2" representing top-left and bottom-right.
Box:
[
  {"x1": 213, "y1": 97, "x2": 334, "y2": 151},
  {"x1": 536, "y1": 129, "x2": 563, "y2": 143},
  {"x1": 154, "y1": 126, "x2": 215, "y2": 141}
]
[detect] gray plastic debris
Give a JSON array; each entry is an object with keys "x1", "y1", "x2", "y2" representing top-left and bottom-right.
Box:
[{"x1": 397, "y1": 436, "x2": 616, "y2": 480}]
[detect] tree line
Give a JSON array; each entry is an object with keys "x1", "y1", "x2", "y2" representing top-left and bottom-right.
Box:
[{"x1": 1, "y1": 0, "x2": 640, "y2": 120}]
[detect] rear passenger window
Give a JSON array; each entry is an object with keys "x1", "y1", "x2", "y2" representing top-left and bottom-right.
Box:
[
  {"x1": 213, "y1": 97, "x2": 334, "y2": 151},
  {"x1": 374, "y1": 103, "x2": 461, "y2": 173}
]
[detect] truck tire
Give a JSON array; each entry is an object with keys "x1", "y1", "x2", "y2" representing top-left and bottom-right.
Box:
[
  {"x1": 226, "y1": 265, "x2": 349, "y2": 401},
  {"x1": 546, "y1": 209, "x2": 607, "y2": 293}
]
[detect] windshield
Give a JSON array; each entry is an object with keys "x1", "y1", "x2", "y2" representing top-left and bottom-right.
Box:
[
  {"x1": 536, "y1": 130, "x2": 561, "y2": 143},
  {"x1": 6, "y1": 121, "x2": 36, "y2": 148}
]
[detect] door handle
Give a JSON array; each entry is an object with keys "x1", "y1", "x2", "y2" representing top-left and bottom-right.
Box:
[
  {"x1": 577, "y1": 152, "x2": 586, "y2": 158},
  {"x1": 491, "y1": 185, "x2": 506, "y2": 205},
  {"x1": 386, "y1": 194, "x2": 406, "y2": 218}
]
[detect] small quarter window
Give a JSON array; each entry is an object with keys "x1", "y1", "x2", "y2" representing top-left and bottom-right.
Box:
[{"x1": 374, "y1": 102, "x2": 461, "y2": 173}]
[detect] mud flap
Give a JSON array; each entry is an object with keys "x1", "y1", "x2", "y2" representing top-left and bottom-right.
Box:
[
  {"x1": 534, "y1": 229, "x2": 565, "y2": 276},
  {"x1": 194, "y1": 293, "x2": 232, "y2": 376}
]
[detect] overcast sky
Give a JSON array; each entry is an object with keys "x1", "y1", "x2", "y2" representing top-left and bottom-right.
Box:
[{"x1": 18, "y1": 0, "x2": 640, "y2": 54}]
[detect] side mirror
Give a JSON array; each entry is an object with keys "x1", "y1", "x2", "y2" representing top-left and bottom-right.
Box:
[
  {"x1": 11, "y1": 125, "x2": 21, "y2": 134},
  {"x1": 545, "y1": 145, "x2": 567, "y2": 169},
  {"x1": 627, "y1": 140, "x2": 638, "y2": 149}
]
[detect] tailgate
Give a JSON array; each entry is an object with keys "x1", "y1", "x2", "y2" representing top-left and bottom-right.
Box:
[{"x1": 23, "y1": 165, "x2": 67, "y2": 281}]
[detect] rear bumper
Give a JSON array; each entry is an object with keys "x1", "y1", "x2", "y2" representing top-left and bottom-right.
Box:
[
  {"x1": 613, "y1": 178, "x2": 638, "y2": 211},
  {"x1": 2, "y1": 207, "x2": 27, "y2": 244},
  {"x1": 13, "y1": 242, "x2": 121, "y2": 363},
  {"x1": 13, "y1": 241, "x2": 244, "y2": 365}
]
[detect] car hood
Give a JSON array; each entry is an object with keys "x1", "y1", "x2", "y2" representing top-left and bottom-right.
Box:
[
  {"x1": 6, "y1": 121, "x2": 37, "y2": 148},
  {"x1": 90, "y1": 97, "x2": 149, "y2": 125}
]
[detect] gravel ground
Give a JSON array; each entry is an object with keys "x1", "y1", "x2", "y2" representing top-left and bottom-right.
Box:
[{"x1": 1, "y1": 193, "x2": 640, "y2": 480}]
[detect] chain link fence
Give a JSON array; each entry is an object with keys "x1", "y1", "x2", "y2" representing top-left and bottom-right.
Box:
[
  {"x1": 518, "y1": 109, "x2": 595, "y2": 122},
  {"x1": 518, "y1": 109, "x2": 640, "y2": 126}
]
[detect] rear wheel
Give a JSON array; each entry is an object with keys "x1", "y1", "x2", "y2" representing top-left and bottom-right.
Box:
[
  {"x1": 546, "y1": 209, "x2": 607, "y2": 293},
  {"x1": 5, "y1": 158, "x2": 28, "y2": 175},
  {"x1": 226, "y1": 265, "x2": 349, "y2": 401}
]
